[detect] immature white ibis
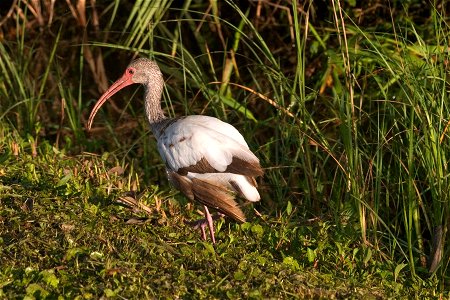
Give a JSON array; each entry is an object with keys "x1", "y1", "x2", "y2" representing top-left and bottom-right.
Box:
[{"x1": 87, "y1": 58, "x2": 263, "y2": 243}]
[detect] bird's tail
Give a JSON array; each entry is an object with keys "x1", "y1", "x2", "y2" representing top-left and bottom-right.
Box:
[
  {"x1": 191, "y1": 177, "x2": 246, "y2": 223},
  {"x1": 168, "y1": 171, "x2": 246, "y2": 222}
]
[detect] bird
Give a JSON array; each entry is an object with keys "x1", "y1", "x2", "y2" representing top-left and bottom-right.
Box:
[{"x1": 87, "y1": 58, "x2": 263, "y2": 243}]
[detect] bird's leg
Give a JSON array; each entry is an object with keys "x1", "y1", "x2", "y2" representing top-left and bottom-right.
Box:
[
  {"x1": 200, "y1": 223, "x2": 207, "y2": 241},
  {"x1": 184, "y1": 211, "x2": 225, "y2": 243},
  {"x1": 188, "y1": 219, "x2": 208, "y2": 240},
  {"x1": 203, "y1": 206, "x2": 215, "y2": 244}
]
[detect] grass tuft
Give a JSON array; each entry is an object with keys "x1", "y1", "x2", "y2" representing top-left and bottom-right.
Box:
[{"x1": 0, "y1": 0, "x2": 449, "y2": 297}]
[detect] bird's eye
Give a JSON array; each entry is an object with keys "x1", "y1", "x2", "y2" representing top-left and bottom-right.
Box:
[{"x1": 128, "y1": 68, "x2": 135, "y2": 75}]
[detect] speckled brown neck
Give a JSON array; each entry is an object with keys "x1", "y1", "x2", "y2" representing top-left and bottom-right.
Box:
[{"x1": 143, "y1": 74, "x2": 169, "y2": 137}]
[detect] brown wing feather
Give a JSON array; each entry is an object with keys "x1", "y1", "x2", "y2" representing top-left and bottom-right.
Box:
[
  {"x1": 168, "y1": 171, "x2": 246, "y2": 223},
  {"x1": 167, "y1": 171, "x2": 194, "y2": 200},
  {"x1": 190, "y1": 177, "x2": 246, "y2": 223},
  {"x1": 178, "y1": 156, "x2": 263, "y2": 177},
  {"x1": 225, "y1": 157, "x2": 264, "y2": 177},
  {"x1": 177, "y1": 157, "x2": 215, "y2": 175}
]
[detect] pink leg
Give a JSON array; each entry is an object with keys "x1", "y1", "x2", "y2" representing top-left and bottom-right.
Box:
[
  {"x1": 199, "y1": 223, "x2": 207, "y2": 241},
  {"x1": 184, "y1": 210, "x2": 225, "y2": 243},
  {"x1": 203, "y1": 206, "x2": 215, "y2": 244}
]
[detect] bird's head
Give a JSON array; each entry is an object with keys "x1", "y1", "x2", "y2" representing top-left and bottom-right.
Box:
[
  {"x1": 87, "y1": 58, "x2": 162, "y2": 130},
  {"x1": 125, "y1": 58, "x2": 162, "y2": 84}
]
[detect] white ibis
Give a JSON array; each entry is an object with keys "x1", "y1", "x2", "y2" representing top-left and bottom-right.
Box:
[{"x1": 87, "y1": 58, "x2": 263, "y2": 243}]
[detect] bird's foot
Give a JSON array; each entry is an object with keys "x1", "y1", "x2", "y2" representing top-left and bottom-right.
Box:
[{"x1": 184, "y1": 208, "x2": 224, "y2": 244}]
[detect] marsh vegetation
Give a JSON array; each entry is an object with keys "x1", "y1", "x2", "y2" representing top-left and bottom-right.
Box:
[{"x1": 0, "y1": 0, "x2": 449, "y2": 298}]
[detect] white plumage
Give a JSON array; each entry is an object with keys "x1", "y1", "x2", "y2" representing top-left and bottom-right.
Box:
[
  {"x1": 157, "y1": 115, "x2": 258, "y2": 173},
  {"x1": 187, "y1": 172, "x2": 260, "y2": 202},
  {"x1": 87, "y1": 58, "x2": 263, "y2": 243}
]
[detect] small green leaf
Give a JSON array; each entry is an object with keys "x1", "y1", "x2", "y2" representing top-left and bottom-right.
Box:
[
  {"x1": 26, "y1": 283, "x2": 49, "y2": 298},
  {"x1": 248, "y1": 290, "x2": 261, "y2": 298},
  {"x1": 307, "y1": 248, "x2": 316, "y2": 263},
  {"x1": 256, "y1": 255, "x2": 267, "y2": 266},
  {"x1": 233, "y1": 271, "x2": 246, "y2": 281},
  {"x1": 65, "y1": 247, "x2": 87, "y2": 261},
  {"x1": 364, "y1": 248, "x2": 372, "y2": 265},
  {"x1": 310, "y1": 40, "x2": 319, "y2": 55},
  {"x1": 283, "y1": 256, "x2": 300, "y2": 271},
  {"x1": 104, "y1": 288, "x2": 116, "y2": 297},
  {"x1": 251, "y1": 224, "x2": 264, "y2": 238},
  {"x1": 202, "y1": 242, "x2": 216, "y2": 256},
  {"x1": 0, "y1": 149, "x2": 10, "y2": 164},
  {"x1": 40, "y1": 269, "x2": 59, "y2": 288},
  {"x1": 101, "y1": 152, "x2": 110, "y2": 160},
  {"x1": 90, "y1": 251, "x2": 104, "y2": 260},
  {"x1": 226, "y1": 290, "x2": 238, "y2": 299},
  {"x1": 394, "y1": 263, "x2": 407, "y2": 282},
  {"x1": 56, "y1": 172, "x2": 72, "y2": 187},
  {"x1": 286, "y1": 201, "x2": 292, "y2": 215},
  {"x1": 335, "y1": 242, "x2": 343, "y2": 255},
  {"x1": 240, "y1": 222, "x2": 251, "y2": 231}
]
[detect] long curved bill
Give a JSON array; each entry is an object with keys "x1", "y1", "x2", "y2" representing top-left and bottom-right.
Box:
[{"x1": 87, "y1": 71, "x2": 134, "y2": 131}]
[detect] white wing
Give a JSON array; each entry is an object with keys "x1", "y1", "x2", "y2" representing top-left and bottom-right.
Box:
[{"x1": 157, "y1": 115, "x2": 261, "y2": 175}]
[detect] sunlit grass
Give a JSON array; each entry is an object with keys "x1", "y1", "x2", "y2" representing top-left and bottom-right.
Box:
[
  {"x1": 0, "y1": 131, "x2": 417, "y2": 298},
  {"x1": 0, "y1": 0, "x2": 449, "y2": 297}
]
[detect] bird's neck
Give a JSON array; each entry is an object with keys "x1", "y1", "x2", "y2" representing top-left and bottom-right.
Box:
[{"x1": 144, "y1": 81, "x2": 168, "y2": 135}]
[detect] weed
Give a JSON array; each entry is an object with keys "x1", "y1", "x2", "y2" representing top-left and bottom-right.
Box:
[{"x1": 0, "y1": 0, "x2": 448, "y2": 297}]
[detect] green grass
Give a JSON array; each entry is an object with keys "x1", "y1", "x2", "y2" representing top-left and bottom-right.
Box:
[
  {"x1": 0, "y1": 0, "x2": 449, "y2": 298},
  {"x1": 0, "y1": 132, "x2": 422, "y2": 298}
]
